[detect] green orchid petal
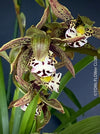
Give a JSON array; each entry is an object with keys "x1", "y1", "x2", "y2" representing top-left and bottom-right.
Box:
[
  {"x1": 31, "y1": 34, "x2": 50, "y2": 60},
  {"x1": 76, "y1": 15, "x2": 95, "y2": 26},
  {"x1": 40, "y1": 96, "x2": 65, "y2": 113},
  {"x1": 8, "y1": 90, "x2": 34, "y2": 109},
  {"x1": 36, "y1": 107, "x2": 51, "y2": 131},
  {"x1": 0, "y1": 36, "x2": 31, "y2": 52},
  {"x1": 26, "y1": 26, "x2": 45, "y2": 37},
  {"x1": 92, "y1": 26, "x2": 100, "y2": 39},
  {"x1": 0, "y1": 51, "x2": 10, "y2": 62}
]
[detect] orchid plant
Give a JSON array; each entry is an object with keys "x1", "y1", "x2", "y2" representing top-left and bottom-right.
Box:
[{"x1": 0, "y1": 0, "x2": 100, "y2": 134}]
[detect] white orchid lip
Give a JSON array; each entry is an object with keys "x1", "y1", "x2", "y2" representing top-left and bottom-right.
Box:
[
  {"x1": 65, "y1": 25, "x2": 89, "y2": 48},
  {"x1": 29, "y1": 50, "x2": 62, "y2": 93},
  {"x1": 30, "y1": 51, "x2": 56, "y2": 77}
]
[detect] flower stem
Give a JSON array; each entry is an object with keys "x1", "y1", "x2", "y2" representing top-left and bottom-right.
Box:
[
  {"x1": 7, "y1": 0, "x2": 22, "y2": 105},
  {"x1": 45, "y1": 0, "x2": 51, "y2": 23},
  {"x1": 13, "y1": 0, "x2": 24, "y2": 37}
]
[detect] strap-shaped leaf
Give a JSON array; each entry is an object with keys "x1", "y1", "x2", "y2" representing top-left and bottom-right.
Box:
[
  {"x1": 11, "y1": 90, "x2": 24, "y2": 134},
  {"x1": 9, "y1": 88, "x2": 20, "y2": 134},
  {"x1": 19, "y1": 94, "x2": 39, "y2": 134},
  {"x1": 55, "y1": 97, "x2": 100, "y2": 132},
  {"x1": 60, "y1": 116, "x2": 100, "y2": 134},
  {"x1": 63, "y1": 87, "x2": 82, "y2": 109},
  {"x1": 0, "y1": 58, "x2": 9, "y2": 134},
  {"x1": 49, "y1": 0, "x2": 73, "y2": 21}
]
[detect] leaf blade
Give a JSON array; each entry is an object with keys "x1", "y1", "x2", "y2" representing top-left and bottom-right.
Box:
[
  {"x1": 60, "y1": 116, "x2": 100, "y2": 134},
  {"x1": 19, "y1": 94, "x2": 39, "y2": 134},
  {"x1": 63, "y1": 87, "x2": 82, "y2": 109},
  {"x1": 0, "y1": 58, "x2": 9, "y2": 134}
]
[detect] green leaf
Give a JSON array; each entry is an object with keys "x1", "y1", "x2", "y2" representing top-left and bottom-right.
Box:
[
  {"x1": 60, "y1": 116, "x2": 100, "y2": 134},
  {"x1": 35, "y1": 0, "x2": 45, "y2": 8},
  {"x1": 36, "y1": 108, "x2": 51, "y2": 131},
  {"x1": 54, "y1": 105, "x2": 76, "y2": 125},
  {"x1": 7, "y1": 73, "x2": 12, "y2": 105},
  {"x1": 31, "y1": 119, "x2": 36, "y2": 133},
  {"x1": 0, "y1": 57, "x2": 9, "y2": 134},
  {"x1": 63, "y1": 87, "x2": 82, "y2": 109},
  {"x1": 9, "y1": 88, "x2": 20, "y2": 134},
  {"x1": 49, "y1": 55, "x2": 94, "y2": 99},
  {"x1": 11, "y1": 90, "x2": 24, "y2": 134},
  {"x1": 19, "y1": 94, "x2": 39, "y2": 134},
  {"x1": 0, "y1": 51, "x2": 9, "y2": 62},
  {"x1": 53, "y1": 108, "x2": 70, "y2": 124},
  {"x1": 55, "y1": 97, "x2": 100, "y2": 132}
]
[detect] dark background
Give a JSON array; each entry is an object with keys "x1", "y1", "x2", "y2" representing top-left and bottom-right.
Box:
[{"x1": 0, "y1": 0, "x2": 100, "y2": 133}]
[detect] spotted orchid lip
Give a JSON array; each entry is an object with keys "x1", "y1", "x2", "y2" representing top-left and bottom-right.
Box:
[
  {"x1": 65, "y1": 25, "x2": 88, "y2": 48},
  {"x1": 30, "y1": 51, "x2": 57, "y2": 77},
  {"x1": 29, "y1": 50, "x2": 62, "y2": 93}
]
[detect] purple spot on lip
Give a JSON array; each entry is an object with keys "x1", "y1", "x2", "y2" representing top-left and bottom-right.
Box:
[
  {"x1": 66, "y1": 34, "x2": 71, "y2": 38},
  {"x1": 37, "y1": 71, "x2": 41, "y2": 74},
  {"x1": 42, "y1": 62, "x2": 44, "y2": 65},
  {"x1": 42, "y1": 69, "x2": 47, "y2": 76},
  {"x1": 46, "y1": 71, "x2": 52, "y2": 73},
  {"x1": 34, "y1": 63, "x2": 39, "y2": 66}
]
